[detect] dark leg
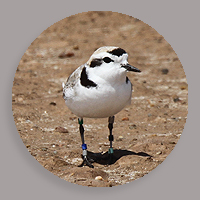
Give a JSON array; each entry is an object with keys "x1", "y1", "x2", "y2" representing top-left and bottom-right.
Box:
[
  {"x1": 78, "y1": 118, "x2": 94, "y2": 168},
  {"x1": 108, "y1": 116, "x2": 115, "y2": 164}
]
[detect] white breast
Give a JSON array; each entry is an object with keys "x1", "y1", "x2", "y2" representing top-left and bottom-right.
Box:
[{"x1": 64, "y1": 79, "x2": 132, "y2": 118}]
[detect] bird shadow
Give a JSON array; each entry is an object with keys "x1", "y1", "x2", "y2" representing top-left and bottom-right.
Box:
[{"x1": 87, "y1": 149, "x2": 152, "y2": 165}]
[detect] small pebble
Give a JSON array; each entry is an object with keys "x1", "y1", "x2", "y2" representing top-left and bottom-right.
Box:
[
  {"x1": 173, "y1": 97, "x2": 180, "y2": 102},
  {"x1": 122, "y1": 117, "x2": 129, "y2": 121},
  {"x1": 58, "y1": 52, "x2": 74, "y2": 58},
  {"x1": 129, "y1": 124, "x2": 137, "y2": 129},
  {"x1": 50, "y1": 102, "x2": 56, "y2": 106},
  {"x1": 173, "y1": 57, "x2": 179, "y2": 61},
  {"x1": 180, "y1": 83, "x2": 188, "y2": 90},
  {"x1": 55, "y1": 126, "x2": 69, "y2": 133},
  {"x1": 95, "y1": 176, "x2": 103, "y2": 181},
  {"x1": 161, "y1": 68, "x2": 169, "y2": 74},
  {"x1": 147, "y1": 99, "x2": 155, "y2": 107},
  {"x1": 18, "y1": 97, "x2": 23, "y2": 102},
  {"x1": 53, "y1": 65, "x2": 59, "y2": 70},
  {"x1": 150, "y1": 134, "x2": 157, "y2": 137},
  {"x1": 73, "y1": 45, "x2": 79, "y2": 50},
  {"x1": 156, "y1": 151, "x2": 162, "y2": 155}
]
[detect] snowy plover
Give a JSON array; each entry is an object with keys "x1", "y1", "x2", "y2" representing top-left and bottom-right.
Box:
[{"x1": 62, "y1": 46, "x2": 141, "y2": 168}]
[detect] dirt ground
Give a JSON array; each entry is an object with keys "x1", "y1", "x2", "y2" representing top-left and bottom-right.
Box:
[{"x1": 12, "y1": 11, "x2": 188, "y2": 187}]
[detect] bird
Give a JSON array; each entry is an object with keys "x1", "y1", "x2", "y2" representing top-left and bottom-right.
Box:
[{"x1": 62, "y1": 46, "x2": 141, "y2": 168}]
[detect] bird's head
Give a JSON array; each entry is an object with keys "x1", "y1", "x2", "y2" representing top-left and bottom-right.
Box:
[{"x1": 86, "y1": 46, "x2": 141, "y2": 83}]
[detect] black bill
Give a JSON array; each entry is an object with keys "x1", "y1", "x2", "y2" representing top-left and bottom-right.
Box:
[{"x1": 122, "y1": 64, "x2": 141, "y2": 72}]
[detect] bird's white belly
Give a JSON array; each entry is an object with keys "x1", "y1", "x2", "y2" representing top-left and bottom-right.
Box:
[{"x1": 65, "y1": 82, "x2": 132, "y2": 118}]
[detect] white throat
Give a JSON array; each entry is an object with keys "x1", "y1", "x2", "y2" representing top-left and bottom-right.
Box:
[{"x1": 87, "y1": 64, "x2": 127, "y2": 86}]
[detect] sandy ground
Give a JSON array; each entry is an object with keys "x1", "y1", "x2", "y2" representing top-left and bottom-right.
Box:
[{"x1": 12, "y1": 11, "x2": 188, "y2": 187}]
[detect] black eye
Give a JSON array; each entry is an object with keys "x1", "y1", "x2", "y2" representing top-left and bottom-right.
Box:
[{"x1": 103, "y1": 57, "x2": 113, "y2": 63}]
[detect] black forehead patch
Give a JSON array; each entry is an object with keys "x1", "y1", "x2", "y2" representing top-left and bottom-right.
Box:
[
  {"x1": 90, "y1": 58, "x2": 102, "y2": 68},
  {"x1": 108, "y1": 48, "x2": 126, "y2": 57}
]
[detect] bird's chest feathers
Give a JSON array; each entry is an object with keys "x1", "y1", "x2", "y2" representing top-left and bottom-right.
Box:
[{"x1": 81, "y1": 73, "x2": 130, "y2": 101}]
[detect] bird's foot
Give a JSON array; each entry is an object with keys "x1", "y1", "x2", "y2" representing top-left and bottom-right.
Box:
[{"x1": 78, "y1": 155, "x2": 94, "y2": 168}]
